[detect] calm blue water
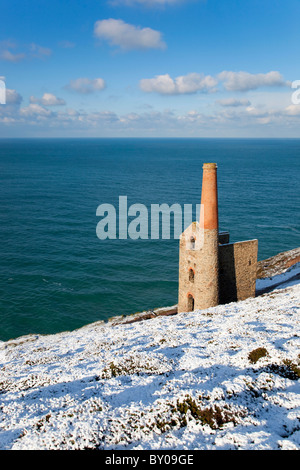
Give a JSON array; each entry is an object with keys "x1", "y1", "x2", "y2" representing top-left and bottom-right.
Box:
[{"x1": 0, "y1": 138, "x2": 299, "y2": 341}]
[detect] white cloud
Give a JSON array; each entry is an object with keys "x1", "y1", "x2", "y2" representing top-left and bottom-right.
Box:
[
  {"x1": 140, "y1": 73, "x2": 217, "y2": 94},
  {"x1": 0, "y1": 41, "x2": 52, "y2": 62},
  {"x1": 284, "y1": 104, "x2": 300, "y2": 116},
  {"x1": 83, "y1": 110, "x2": 119, "y2": 124},
  {"x1": 0, "y1": 50, "x2": 25, "y2": 62},
  {"x1": 19, "y1": 104, "x2": 52, "y2": 117},
  {"x1": 94, "y1": 19, "x2": 166, "y2": 50},
  {"x1": 218, "y1": 71, "x2": 288, "y2": 91},
  {"x1": 30, "y1": 43, "x2": 52, "y2": 58},
  {"x1": 30, "y1": 93, "x2": 66, "y2": 106},
  {"x1": 216, "y1": 98, "x2": 251, "y2": 107},
  {"x1": 65, "y1": 78, "x2": 106, "y2": 94},
  {"x1": 4, "y1": 89, "x2": 23, "y2": 105}
]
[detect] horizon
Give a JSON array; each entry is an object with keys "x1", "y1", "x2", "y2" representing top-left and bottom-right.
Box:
[{"x1": 1, "y1": 136, "x2": 300, "y2": 140}]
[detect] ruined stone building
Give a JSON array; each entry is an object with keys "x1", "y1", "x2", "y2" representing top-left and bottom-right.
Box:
[{"x1": 178, "y1": 163, "x2": 258, "y2": 313}]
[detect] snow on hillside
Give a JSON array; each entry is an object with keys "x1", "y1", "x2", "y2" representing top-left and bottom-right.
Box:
[
  {"x1": 0, "y1": 271, "x2": 299, "y2": 450},
  {"x1": 256, "y1": 260, "x2": 300, "y2": 294}
]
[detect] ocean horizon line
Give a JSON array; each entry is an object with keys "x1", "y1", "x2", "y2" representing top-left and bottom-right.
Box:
[{"x1": 1, "y1": 136, "x2": 300, "y2": 140}]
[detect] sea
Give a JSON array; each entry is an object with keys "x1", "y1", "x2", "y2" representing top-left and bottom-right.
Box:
[{"x1": 0, "y1": 138, "x2": 299, "y2": 342}]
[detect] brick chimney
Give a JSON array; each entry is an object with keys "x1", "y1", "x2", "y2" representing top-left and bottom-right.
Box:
[
  {"x1": 200, "y1": 163, "x2": 219, "y2": 230},
  {"x1": 198, "y1": 163, "x2": 219, "y2": 307}
]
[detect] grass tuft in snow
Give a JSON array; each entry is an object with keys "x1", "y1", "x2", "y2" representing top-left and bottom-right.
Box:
[
  {"x1": 248, "y1": 347, "x2": 269, "y2": 364},
  {"x1": 282, "y1": 357, "x2": 300, "y2": 379},
  {"x1": 99, "y1": 354, "x2": 172, "y2": 379},
  {"x1": 173, "y1": 395, "x2": 246, "y2": 430}
]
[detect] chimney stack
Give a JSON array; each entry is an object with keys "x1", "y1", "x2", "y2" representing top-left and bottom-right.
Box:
[
  {"x1": 198, "y1": 163, "x2": 219, "y2": 307},
  {"x1": 200, "y1": 163, "x2": 218, "y2": 230}
]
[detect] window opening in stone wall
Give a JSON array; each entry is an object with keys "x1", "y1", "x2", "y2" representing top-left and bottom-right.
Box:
[{"x1": 189, "y1": 268, "x2": 195, "y2": 282}]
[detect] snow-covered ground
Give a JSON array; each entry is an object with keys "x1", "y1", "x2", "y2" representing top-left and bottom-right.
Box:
[{"x1": 0, "y1": 267, "x2": 299, "y2": 450}]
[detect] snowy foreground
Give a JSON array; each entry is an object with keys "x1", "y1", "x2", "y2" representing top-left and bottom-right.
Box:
[{"x1": 0, "y1": 267, "x2": 299, "y2": 450}]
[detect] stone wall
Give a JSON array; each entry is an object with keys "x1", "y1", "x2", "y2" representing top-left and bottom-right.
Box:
[
  {"x1": 178, "y1": 224, "x2": 219, "y2": 313},
  {"x1": 219, "y1": 239, "x2": 258, "y2": 304}
]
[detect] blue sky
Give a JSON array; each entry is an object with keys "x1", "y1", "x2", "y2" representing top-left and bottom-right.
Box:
[{"x1": 0, "y1": 0, "x2": 300, "y2": 137}]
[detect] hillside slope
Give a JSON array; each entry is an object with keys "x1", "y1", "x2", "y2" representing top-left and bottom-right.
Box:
[{"x1": 0, "y1": 272, "x2": 299, "y2": 450}]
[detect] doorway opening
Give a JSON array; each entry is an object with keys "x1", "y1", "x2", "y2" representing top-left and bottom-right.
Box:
[{"x1": 187, "y1": 294, "x2": 194, "y2": 312}]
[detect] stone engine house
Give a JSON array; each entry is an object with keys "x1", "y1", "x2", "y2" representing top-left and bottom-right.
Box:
[{"x1": 178, "y1": 163, "x2": 258, "y2": 313}]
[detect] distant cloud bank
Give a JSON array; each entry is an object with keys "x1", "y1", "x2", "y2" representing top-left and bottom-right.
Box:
[
  {"x1": 216, "y1": 98, "x2": 251, "y2": 107},
  {"x1": 0, "y1": 66, "x2": 296, "y2": 138}
]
